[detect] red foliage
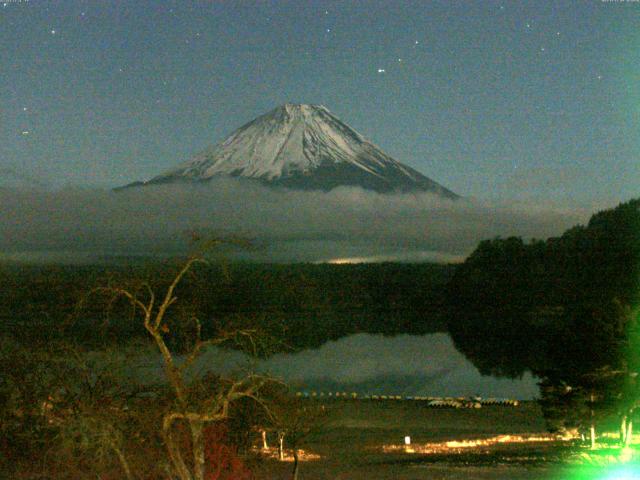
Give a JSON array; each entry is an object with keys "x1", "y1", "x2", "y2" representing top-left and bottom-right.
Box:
[
  {"x1": 171, "y1": 421, "x2": 252, "y2": 480},
  {"x1": 204, "y1": 424, "x2": 252, "y2": 480}
]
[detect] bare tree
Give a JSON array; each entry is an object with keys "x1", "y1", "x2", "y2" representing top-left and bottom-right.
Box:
[
  {"x1": 93, "y1": 251, "x2": 275, "y2": 480},
  {"x1": 54, "y1": 345, "x2": 138, "y2": 480},
  {"x1": 269, "y1": 391, "x2": 329, "y2": 480}
]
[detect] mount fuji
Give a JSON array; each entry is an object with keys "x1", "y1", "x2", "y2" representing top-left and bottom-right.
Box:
[{"x1": 121, "y1": 104, "x2": 458, "y2": 198}]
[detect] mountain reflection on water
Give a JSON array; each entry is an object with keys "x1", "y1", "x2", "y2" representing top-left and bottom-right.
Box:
[{"x1": 153, "y1": 333, "x2": 539, "y2": 400}]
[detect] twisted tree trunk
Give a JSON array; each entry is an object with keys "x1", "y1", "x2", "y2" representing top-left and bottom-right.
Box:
[
  {"x1": 292, "y1": 448, "x2": 300, "y2": 480},
  {"x1": 163, "y1": 417, "x2": 192, "y2": 480},
  {"x1": 191, "y1": 420, "x2": 206, "y2": 480},
  {"x1": 589, "y1": 393, "x2": 596, "y2": 450},
  {"x1": 625, "y1": 418, "x2": 634, "y2": 448},
  {"x1": 278, "y1": 431, "x2": 285, "y2": 461}
]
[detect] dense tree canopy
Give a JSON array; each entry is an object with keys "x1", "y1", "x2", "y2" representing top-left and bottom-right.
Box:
[
  {"x1": 0, "y1": 261, "x2": 454, "y2": 351},
  {"x1": 447, "y1": 198, "x2": 640, "y2": 434}
]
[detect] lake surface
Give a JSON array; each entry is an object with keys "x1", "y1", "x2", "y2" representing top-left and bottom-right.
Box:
[
  {"x1": 258, "y1": 333, "x2": 539, "y2": 399},
  {"x1": 130, "y1": 333, "x2": 539, "y2": 400}
]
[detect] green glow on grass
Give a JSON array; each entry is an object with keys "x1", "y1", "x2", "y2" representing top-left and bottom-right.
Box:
[
  {"x1": 598, "y1": 465, "x2": 640, "y2": 480},
  {"x1": 561, "y1": 464, "x2": 640, "y2": 480},
  {"x1": 553, "y1": 447, "x2": 640, "y2": 480}
]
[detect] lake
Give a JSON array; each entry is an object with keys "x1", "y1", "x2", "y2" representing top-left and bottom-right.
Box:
[{"x1": 128, "y1": 332, "x2": 539, "y2": 400}]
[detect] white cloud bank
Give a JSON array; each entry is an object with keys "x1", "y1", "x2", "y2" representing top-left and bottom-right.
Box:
[{"x1": 1, "y1": 179, "x2": 591, "y2": 263}]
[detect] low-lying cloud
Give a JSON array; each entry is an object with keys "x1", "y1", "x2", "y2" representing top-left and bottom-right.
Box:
[{"x1": 1, "y1": 179, "x2": 591, "y2": 263}]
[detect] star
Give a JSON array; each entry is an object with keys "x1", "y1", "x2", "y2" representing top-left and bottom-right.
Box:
[
  {"x1": 597, "y1": 74, "x2": 603, "y2": 80},
  {"x1": 526, "y1": 23, "x2": 531, "y2": 29},
  {"x1": 50, "y1": 29, "x2": 56, "y2": 35},
  {"x1": 377, "y1": 68, "x2": 386, "y2": 73},
  {"x1": 326, "y1": 28, "x2": 331, "y2": 33},
  {"x1": 22, "y1": 107, "x2": 28, "y2": 112},
  {"x1": 398, "y1": 58, "x2": 402, "y2": 62}
]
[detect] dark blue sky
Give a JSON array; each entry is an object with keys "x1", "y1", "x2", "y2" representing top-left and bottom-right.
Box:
[{"x1": 2, "y1": 0, "x2": 638, "y2": 205}]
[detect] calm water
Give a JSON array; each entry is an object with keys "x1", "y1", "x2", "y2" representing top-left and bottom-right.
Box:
[{"x1": 126, "y1": 333, "x2": 539, "y2": 399}]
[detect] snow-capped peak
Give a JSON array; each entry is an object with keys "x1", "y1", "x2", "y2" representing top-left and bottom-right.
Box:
[{"x1": 130, "y1": 104, "x2": 457, "y2": 197}]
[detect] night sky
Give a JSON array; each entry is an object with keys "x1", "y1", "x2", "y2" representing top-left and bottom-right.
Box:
[{"x1": 3, "y1": 0, "x2": 638, "y2": 206}]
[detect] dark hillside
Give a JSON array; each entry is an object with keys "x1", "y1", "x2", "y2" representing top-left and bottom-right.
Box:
[{"x1": 1, "y1": 262, "x2": 455, "y2": 350}]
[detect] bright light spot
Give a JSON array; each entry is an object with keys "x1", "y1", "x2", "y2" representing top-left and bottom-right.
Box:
[
  {"x1": 377, "y1": 68, "x2": 386, "y2": 73},
  {"x1": 21, "y1": 131, "x2": 30, "y2": 136},
  {"x1": 50, "y1": 29, "x2": 56, "y2": 35},
  {"x1": 382, "y1": 433, "x2": 567, "y2": 454},
  {"x1": 253, "y1": 446, "x2": 321, "y2": 462},
  {"x1": 327, "y1": 257, "x2": 364, "y2": 264},
  {"x1": 619, "y1": 447, "x2": 634, "y2": 463},
  {"x1": 404, "y1": 436, "x2": 411, "y2": 445}
]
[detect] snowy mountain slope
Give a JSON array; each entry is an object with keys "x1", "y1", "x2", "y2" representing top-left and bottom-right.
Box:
[{"x1": 122, "y1": 104, "x2": 458, "y2": 197}]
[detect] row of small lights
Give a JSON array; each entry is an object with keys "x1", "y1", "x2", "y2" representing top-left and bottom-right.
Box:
[{"x1": 296, "y1": 391, "x2": 518, "y2": 404}]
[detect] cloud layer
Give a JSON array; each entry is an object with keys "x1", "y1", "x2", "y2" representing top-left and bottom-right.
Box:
[{"x1": 1, "y1": 179, "x2": 590, "y2": 263}]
